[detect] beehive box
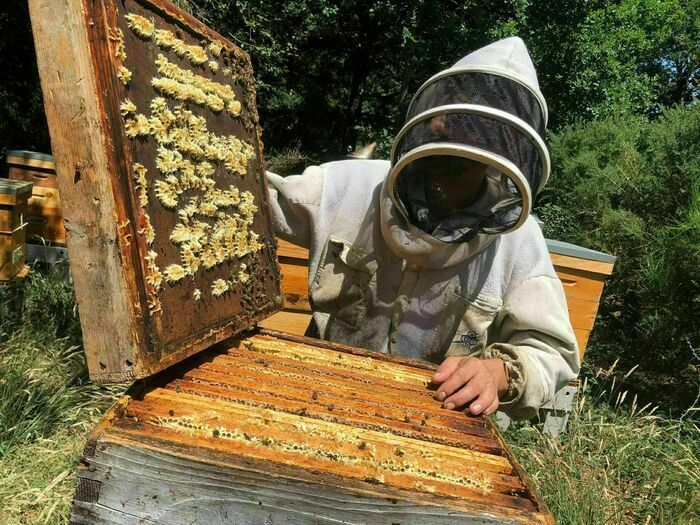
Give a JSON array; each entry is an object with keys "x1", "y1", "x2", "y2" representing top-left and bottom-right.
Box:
[
  {"x1": 0, "y1": 179, "x2": 32, "y2": 280},
  {"x1": 73, "y1": 330, "x2": 554, "y2": 524},
  {"x1": 29, "y1": 0, "x2": 556, "y2": 523},
  {"x1": 547, "y1": 240, "x2": 615, "y2": 359},
  {"x1": 6, "y1": 150, "x2": 66, "y2": 245}
]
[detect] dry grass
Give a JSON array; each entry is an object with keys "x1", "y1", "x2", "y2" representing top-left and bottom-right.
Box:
[
  {"x1": 0, "y1": 424, "x2": 94, "y2": 524},
  {"x1": 505, "y1": 374, "x2": 700, "y2": 524}
]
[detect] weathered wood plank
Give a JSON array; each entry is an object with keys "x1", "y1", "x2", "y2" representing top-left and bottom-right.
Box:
[
  {"x1": 29, "y1": 0, "x2": 145, "y2": 381},
  {"x1": 72, "y1": 438, "x2": 534, "y2": 524}
]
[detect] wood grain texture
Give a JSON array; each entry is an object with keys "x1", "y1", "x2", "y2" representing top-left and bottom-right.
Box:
[
  {"x1": 29, "y1": 0, "x2": 282, "y2": 382},
  {"x1": 277, "y1": 238, "x2": 310, "y2": 259},
  {"x1": 551, "y1": 253, "x2": 615, "y2": 276},
  {"x1": 29, "y1": 0, "x2": 144, "y2": 380},
  {"x1": 258, "y1": 310, "x2": 312, "y2": 335},
  {"x1": 71, "y1": 332, "x2": 555, "y2": 524},
  {"x1": 574, "y1": 328, "x2": 590, "y2": 358}
]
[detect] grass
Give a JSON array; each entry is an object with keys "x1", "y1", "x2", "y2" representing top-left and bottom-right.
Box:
[
  {"x1": 0, "y1": 266, "x2": 126, "y2": 524},
  {"x1": 506, "y1": 375, "x2": 700, "y2": 524},
  {"x1": 0, "y1": 267, "x2": 698, "y2": 524}
]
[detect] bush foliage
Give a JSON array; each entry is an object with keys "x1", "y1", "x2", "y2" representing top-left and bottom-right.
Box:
[
  {"x1": 537, "y1": 106, "x2": 700, "y2": 405},
  {"x1": 184, "y1": 0, "x2": 698, "y2": 156}
]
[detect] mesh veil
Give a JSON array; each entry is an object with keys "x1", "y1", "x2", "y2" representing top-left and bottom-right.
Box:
[
  {"x1": 408, "y1": 72, "x2": 545, "y2": 137},
  {"x1": 390, "y1": 69, "x2": 548, "y2": 242}
]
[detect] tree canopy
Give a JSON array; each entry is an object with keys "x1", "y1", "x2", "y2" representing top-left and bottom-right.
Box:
[{"x1": 2, "y1": 0, "x2": 696, "y2": 158}]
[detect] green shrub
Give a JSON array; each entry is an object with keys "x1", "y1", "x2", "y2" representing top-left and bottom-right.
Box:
[{"x1": 538, "y1": 105, "x2": 700, "y2": 407}]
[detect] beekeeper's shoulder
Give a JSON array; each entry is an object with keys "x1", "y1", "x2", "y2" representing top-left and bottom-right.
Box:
[
  {"x1": 318, "y1": 159, "x2": 390, "y2": 199},
  {"x1": 498, "y1": 215, "x2": 557, "y2": 293}
]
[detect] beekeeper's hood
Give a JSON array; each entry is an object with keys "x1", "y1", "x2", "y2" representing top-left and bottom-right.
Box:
[{"x1": 380, "y1": 37, "x2": 549, "y2": 268}]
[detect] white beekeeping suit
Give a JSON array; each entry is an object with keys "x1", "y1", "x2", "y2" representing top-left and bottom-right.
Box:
[{"x1": 266, "y1": 37, "x2": 580, "y2": 419}]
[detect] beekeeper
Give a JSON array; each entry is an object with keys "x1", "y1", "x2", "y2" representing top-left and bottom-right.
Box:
[{"x1": 266, "y1": 37, "x2": 580, "y2": 420}]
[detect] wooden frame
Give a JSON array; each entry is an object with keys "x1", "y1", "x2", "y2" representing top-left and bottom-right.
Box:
[{"x1": 29, "y1": 0, "x2": 282, "y2": 382}]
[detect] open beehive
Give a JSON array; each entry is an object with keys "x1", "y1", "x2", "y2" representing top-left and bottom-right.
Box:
[
  {"x1": 29, "y1": 0, "x2": 556, "y2": 523},
  {"x1": 72, "y1": 331, "x2": 554, "y2": 524}
]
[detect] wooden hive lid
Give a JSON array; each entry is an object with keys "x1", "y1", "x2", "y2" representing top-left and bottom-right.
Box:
[
  {"x1": 545, "y1": 238, "x2": 616, "y2": 276},
  {"x1": 29, "y1": 0, "x2": 283, "y2": 383},
  {"x1": 5, "y1": 150, "x2": 55, "y2": 171},
  {"x1": 0, "y1": 179, "x2": 34, "y2": 196}
]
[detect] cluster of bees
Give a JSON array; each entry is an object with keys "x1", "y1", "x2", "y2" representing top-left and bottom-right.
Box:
[{"x1": 112, "y1": 11, "x2": 262, "y2": 312}]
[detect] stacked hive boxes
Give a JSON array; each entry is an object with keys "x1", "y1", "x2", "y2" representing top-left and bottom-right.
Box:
[
  {"x1": 6, "y1": 150, "x2": 65, "y2": 245},
  {"x1": 0, "y1": 179, "x2": 32, "y2": 280}
]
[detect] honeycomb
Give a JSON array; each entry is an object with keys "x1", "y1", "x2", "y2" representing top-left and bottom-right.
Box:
[{"x1": 114, "y1": 11, "x2": 264, "y2": 308}]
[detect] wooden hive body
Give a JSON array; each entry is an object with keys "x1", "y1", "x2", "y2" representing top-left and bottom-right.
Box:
[
  {"x1": 0, "y1": 179, "x2": 33, "y2": 280},
  {"x1": 6, "y1": 150, "x2": 67, "y2": 245},
  {"x1": 73, "y1": 330, "x2": 554, "y2": 524},
  {"x1": 29, "y1": 0, "x2": 556, "y2": 523}
]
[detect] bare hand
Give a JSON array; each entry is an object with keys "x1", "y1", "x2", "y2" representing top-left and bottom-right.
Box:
[{"x1": 432, "y1": 357, "x2": 509, "y2": 415}]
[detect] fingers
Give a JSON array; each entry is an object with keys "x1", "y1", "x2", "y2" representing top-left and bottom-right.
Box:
[
  {"x1": 482, "y1": 397, "x2": 500, "y2": 416},
  {"x1": 465, "y1": 385, "x2": 498, "y2": 415},
  {"x1": 443, "y1": 375, "x2": 497, "y2": 413},
  {"x1": 434, "y1": 358, "x2": 503, "y2": 416},
  {"x1": 435, "y1": 358, "x2": 480, "y2": 401},
  {"x1": 432, "y1": 356, "x2": 465, "y2": 384}
]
